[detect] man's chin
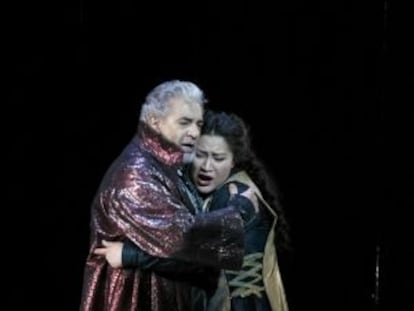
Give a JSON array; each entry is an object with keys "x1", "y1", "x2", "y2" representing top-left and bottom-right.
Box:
[{"x1": 182, "y1": 152, "x2": 194, "y2": 164}]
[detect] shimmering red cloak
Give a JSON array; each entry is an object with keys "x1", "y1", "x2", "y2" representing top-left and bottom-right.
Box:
[{"x1": 80, "y1": 123, "x2": 244, "y2": 311}]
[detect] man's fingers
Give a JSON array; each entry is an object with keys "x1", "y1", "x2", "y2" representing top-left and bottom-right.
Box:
[
  {"x1": 241, "y1": 187, "x2": 259, "y2": 212},
  {"x1": 228, "y1": 183, "x2": 238, "y2": 197}
]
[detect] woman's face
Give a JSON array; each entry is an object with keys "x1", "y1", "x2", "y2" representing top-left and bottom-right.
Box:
[{"x1": 191, "y1": 134, "x2": 234, "y2": 195}]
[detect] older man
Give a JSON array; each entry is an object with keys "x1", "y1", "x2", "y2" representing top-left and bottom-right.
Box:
[{"x1": 80, "y1": 80, "x2": 245, "y2": 311}]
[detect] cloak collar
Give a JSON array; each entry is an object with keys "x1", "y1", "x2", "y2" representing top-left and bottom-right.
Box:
[{"x1": 135, "y1": 121, "x2": 184, "y2": 167}]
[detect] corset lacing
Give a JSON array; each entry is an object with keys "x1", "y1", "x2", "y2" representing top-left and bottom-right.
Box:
[{"x1": 226, "y1": 252, "x2": 265, "y2": 298}]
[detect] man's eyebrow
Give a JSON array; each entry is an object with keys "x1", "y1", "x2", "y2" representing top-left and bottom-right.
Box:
[{"x1": 179, "y1": 117, "x2": 192, "y2": 122}]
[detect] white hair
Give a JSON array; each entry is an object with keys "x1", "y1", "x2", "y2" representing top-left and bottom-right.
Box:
[{"x1": 139, "y1": 80, "x2": 207, "y2": 122}]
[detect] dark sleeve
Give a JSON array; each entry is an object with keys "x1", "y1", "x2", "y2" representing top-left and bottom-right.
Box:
[
  {"x1": 123, "y1": 239, "x2": 204, "y2": 273},
  {"x1": 122, "y1": 239, "x2": 160, "y2": 269},
  {"x1": 122, "y1": 239, "x2": 220, "y2": 293}
]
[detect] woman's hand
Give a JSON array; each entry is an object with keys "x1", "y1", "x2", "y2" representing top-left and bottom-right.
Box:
[{"x1": 94, "y1": 240, "x2": 124, "y2": 268}]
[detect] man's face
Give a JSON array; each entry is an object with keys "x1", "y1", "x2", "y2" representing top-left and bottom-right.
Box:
[
  {"x1": 156, "y1": 97, "x2": 203, "y2": 157},
  {"x1": 191, "y1": 134, "x2": 234, "y2": 194}
]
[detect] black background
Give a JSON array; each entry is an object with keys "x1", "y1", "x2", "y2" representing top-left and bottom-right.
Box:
[{"x1": 6, "y1": 1, "x2": 413, "y2": 310}]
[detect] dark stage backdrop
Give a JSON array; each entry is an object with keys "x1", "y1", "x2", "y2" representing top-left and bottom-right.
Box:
[{"x1": 6, "y1": 1, "x2": 412, "y2": 310}]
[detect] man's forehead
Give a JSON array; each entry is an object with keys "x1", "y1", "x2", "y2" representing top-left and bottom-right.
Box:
[
  {"x1": 168, "y1": 100, "x2": 203, "y2": 119},
  {"x1": 169, "y1": 97, "x2": 201, "y2": 109}
]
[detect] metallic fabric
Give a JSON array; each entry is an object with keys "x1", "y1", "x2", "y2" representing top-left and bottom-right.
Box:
[{"x1": 80, "y1": 122, "x2": 244, "y2": 311}]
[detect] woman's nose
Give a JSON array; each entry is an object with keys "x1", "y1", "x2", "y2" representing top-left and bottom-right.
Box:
[{"x1": 201, "y1": 158, "x2": 212, "y2": 170}]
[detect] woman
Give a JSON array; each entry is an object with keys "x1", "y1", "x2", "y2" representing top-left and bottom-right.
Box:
[{"x1": 96, "y1": 110, "x2": 290, "y2": 311}]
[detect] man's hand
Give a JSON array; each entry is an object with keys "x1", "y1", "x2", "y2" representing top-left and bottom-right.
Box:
[
  {"x1": 228, "y1": 183, "x2": 259, "y2": 212},
  {"x1": 94, "y1": 240, "x2": 124, "y2": 268}
]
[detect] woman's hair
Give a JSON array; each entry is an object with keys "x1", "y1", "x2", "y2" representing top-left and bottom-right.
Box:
[
  {"x1": 202, "y1": 110, "x2": 291, "y2": 251},
  {"x1": 139, "y1": 80, "x2": 207, "y2": 122}
]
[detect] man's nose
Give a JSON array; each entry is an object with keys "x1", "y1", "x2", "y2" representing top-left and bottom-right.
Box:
[{"x1": 187, "y1": 123, "x2": 200, "y2": 138}]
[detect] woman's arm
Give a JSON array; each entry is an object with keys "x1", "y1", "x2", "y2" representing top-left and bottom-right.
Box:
[{"x1": 94, "y1": 239, "x2": 220, "y2": 292}]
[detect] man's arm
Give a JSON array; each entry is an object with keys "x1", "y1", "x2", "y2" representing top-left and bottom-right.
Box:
[{"x1": 104, "y1": 166, "x2": 245, "y2": 270}]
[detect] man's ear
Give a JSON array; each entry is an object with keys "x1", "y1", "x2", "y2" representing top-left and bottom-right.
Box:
[{"x1": 148, "y1": 115, "x2": 160, "y2": 129}]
